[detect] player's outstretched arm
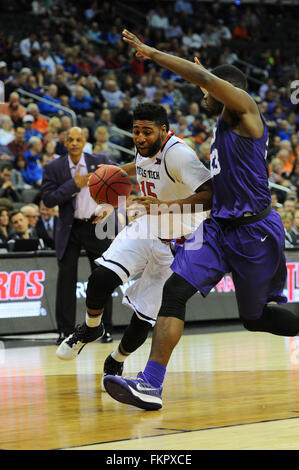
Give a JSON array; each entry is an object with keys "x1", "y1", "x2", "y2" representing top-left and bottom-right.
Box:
[{"x1": 122, "y1": 29, "x2": 254, "y2": 114}]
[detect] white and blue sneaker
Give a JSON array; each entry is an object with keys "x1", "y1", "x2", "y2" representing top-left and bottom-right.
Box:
[{"x1": 103, "y1": 372, "x2": 163, "y2": 410}]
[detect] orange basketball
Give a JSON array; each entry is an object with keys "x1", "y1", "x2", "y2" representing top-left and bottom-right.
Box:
[{"x1": 88, "y1": 165, "x2": 132, "y2": 208}]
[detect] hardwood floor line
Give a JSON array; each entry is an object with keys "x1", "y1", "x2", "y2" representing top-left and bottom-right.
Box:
[{"x1": 61, "y1": 415, "x2": 299, "y2": 450}]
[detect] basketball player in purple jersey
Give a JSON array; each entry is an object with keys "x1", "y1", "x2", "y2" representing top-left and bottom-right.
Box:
[{"x1": 103, "y1": 29, "x2": 299, "y2": 410}]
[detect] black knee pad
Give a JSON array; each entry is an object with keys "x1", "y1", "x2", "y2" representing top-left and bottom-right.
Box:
[
  {"x1": 242, "y1": 304, "x2": 299, "y2": 337},
  {"x1": 158, "y1": 272, "x2": 197, "y2": 321},
  {"x1": 121, "y1": 312, "x2": 152, "y2": 353},
  {"x1": 86, "y1": 265, "x2": 122, "y2": 310}
]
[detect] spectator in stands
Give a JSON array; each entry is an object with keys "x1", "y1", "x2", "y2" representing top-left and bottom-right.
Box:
[
  {"x1": 101, "y1": 79, "x2": 125, "y2": 109},
  {"x1": 23, "y1": 114, "x2": 43, "y2": 141},
  {"x1": 19, "y1": 33, "x2": 40, "y2": 59},
  {"x1": 63, "y1": 54, "x2": 79, "y2": 77},
  {"x1": 38, "y1": 84, "x2": 61, "y2": 116},
  {"x1": 35, "y1": 200, "x2": 57, "y2": 249},
  {"x1": 93, "y1": 108, "x2": 114, "y2": 136},
  {"x1": 69, "y1": 86, "x2": 95, "y2": 118},
  {"x1": 182, "y1": 27, "x2": 203, "y2": 51},
  {"x1": 280, "y1": 211, "x2": 294, "y2": 248},
  {"x1": 24, "y1": 74, "x2": 44, "y2": 98},
  {"x1": 289, "y1": 209, "x2": 299, "y2": 247},
  {"x1": 113, "y1": 97, "x2": 133, "y2": 133},
  {"x1": 8, "y1": 210, "x2": 37, "y2": 241},
  {"x1": 22, "y1": 136, "x2": 43, "y2": 187},
  {"x1": 269, "y1": 157, "x2": 284, "y2": 185},
  {"x1": 32, "y1": 1, "x2": 48, "y2": 17},
  {"x1": 76, "y1": 55, "x2": 92, "y2": 77},
  {"x1": 0, "y1": 163, "x2": 22, "y2": 202},
  {"x1": 93, "y1": 126, "x2": 121, "y2": 162},
  {"x1": 0, "y1": 116, "x2": 15, "y2": 145},
  {"x1": 82, "y1": 127, "x2": 93, "y2": 154},
  {"x1": 267, "y1": 136, "x2": 281, "y2": 161},
  {"x1": 107, "y1": 26, "x2": 121, "y2": 46},
  {"x1": 85, "y1": 44, "x2": 105, "y2": 73},
  {"x1": 283, "y1": 197, "x2": 296, "y2": 215},
  {"x1": 278, "y1": 120, "x2": 292, "y2": 141},
  {"x1": 59, "y1": 115, "x2": 72, "y2": 132},
  {"x1": 10, "y1": 161, "x2": 27, "y2": 192},
  {"x1": 27, "y1": 103, "x2": 49, "y2": 134},
  {"x1": 0, "y1": 206, "x2": 12, "y2": 242},
  {"x1": 216, "y1": 19, "x2": 232, "y2": 42},
  {"x1": 174, "y1": 0, "x2": 193, "y2": 15},
  {"x1": 55, "y1": 72, "x2": 72, "y2": 99},
  {"x1": 232, "y1": 20, "x2": 251, "y2": 41},
  {"x1": 174, "y1": 116, "x2": 191, "y2": 138},
  {"x1": 195, "y1": 141, "x2": 209, "y2": 170},
  {"x1": 3, "y1": 70, "x2": 28, "y2": 100},
  {"x1": 55, "y1": 129, "x2": 68, "y2": 157},
  {"x1": 8, "y1": 126, "x2": 28, "y2": 161},
  {"x1": 289, "y1": 160, "x2": 299, "y2": 196},
  {"x1": 201, "y1": 24, "x2": 222, "y2": 48},
  {"x1": 40, "y1": 140, "x2": 59, "y2": 166},
  {"x1": 104, "y1": 48, "x2": 121, "y2": 71},
  {"x1": 148, "y1": 7, "x2": 170, "y2": 30},
  {"x1": 46, "y1": 117, "x2": 61, "y2": 138},
  {"x1": 276, "y1": 149, "x2": 294, "y2": 177},
  {"x1": 0, "y1": 92, "x2": 26, "y2": 126},
  {"x1": 165, "y1": 18, "x2": 184, "y2": 40},
  {"x1": 186, "y1": 102, "x2": 200, "y2": 127},
  {"x1": 21, "y1": 204, "x2": 40, "y2": 229},
  {"x1": 87, "y1": 22, "x2": 107, "y2": 45},
  {"x1": 271, "y1": 192, "x2": 281, "y2": 211},
  {"x1": 38, "y1": 46, "x2": 57, "y2": 76}
]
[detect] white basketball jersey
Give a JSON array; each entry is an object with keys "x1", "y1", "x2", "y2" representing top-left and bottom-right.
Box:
[{"x1": 134, "y1": 131, "x2": 211, "y2": 238}]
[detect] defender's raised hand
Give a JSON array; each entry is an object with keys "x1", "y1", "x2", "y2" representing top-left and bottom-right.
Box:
[{"x1": 122, "y1": 29, "x2": 153, "y2": 59}]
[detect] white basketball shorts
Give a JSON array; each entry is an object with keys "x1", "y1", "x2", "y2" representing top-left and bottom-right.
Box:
[{"x1": 95, "y1": 217, "x2": 174, "y2": 325}]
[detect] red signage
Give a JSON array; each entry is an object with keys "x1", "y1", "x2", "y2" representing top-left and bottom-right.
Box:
[{"x1": 0, "y1": 271, "x2": 45, "y2": 301}]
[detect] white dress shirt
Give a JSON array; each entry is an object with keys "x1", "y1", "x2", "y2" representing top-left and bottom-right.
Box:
[{"x1": 68, "y1": 154, "x2": 98, "y2": 219}]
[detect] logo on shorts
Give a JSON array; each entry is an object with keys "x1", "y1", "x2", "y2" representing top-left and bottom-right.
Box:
[{"x1": 261, "y1": 235, "x2": 268, "y2": 242}]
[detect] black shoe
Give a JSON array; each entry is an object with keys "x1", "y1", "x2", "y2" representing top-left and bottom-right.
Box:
[
  {"x1": 56, "y1": 322, "x2": 105, "y2": 360},
  {"x1": 100, "y1": 332, "x2": 113, "y2": 343},
  {"x1": 56, "y1": 332, "x2": 68, "y2": 346},
  {"x1": 101, "y1": 353, "x2": 124, "y2": 391}
]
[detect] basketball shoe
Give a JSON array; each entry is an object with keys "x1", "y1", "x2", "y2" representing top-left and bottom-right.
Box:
[
  {"x1": 103, "y1": 372, "x2": 163, "y2": 410},
  {"x1": 101, "y1": 353, "x2": 124, "y2": 391},
  {"x1": 56, "y1": 322, "x2": 104, "y2": 360}
]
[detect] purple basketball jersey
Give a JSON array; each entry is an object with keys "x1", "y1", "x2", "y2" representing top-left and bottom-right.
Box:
[{"x1": 210, "y1": 116, "x2": 271, "y2": 219}]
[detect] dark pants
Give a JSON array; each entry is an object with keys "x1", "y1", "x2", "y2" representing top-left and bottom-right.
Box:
[{"x1": 55, "y1": 219, "x2": 112, "y2": 335}]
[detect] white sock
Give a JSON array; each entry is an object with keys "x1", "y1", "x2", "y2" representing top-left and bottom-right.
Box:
[
  {"x1": 85, "y1": 311, "x2": 102, "y2": 328},
  {"x1": 111, "y1": 345, "x2": 129, "y2": 363}
]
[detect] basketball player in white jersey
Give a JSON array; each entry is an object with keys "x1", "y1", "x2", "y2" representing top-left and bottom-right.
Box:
[{"x1": 56, "y1": 103, "x2": 212, "y2": 385}]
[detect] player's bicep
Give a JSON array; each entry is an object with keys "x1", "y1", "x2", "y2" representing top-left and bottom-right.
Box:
[{"x1": 206, "y1": 75, "x2": 254, "y2": 114}]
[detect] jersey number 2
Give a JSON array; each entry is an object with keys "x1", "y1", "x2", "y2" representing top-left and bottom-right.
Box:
[{"x1": 140, "y1": 181, "x2": 157, "y2": 198}]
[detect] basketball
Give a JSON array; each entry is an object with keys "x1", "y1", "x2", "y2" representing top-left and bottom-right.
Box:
[{"x1": 88, "y1": 165, "x2": 132, "y2": 207}]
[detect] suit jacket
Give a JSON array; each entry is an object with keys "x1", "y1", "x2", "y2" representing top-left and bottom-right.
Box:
[
  {"x1": 41, "y1": 152, "x2": 116, "y2": 260},
  {"x1": 35, "y1": 215, "x2": 58, "y2": 250}
]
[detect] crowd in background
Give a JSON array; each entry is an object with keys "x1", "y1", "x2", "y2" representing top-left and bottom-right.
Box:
[{"x1": 0, "y1": 0, "x2": 298, "y2": 248}]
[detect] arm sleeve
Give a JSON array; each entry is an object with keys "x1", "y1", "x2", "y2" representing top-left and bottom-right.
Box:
[{"x1": 165, "y1": 143, "x2": 211, "y2": 192}]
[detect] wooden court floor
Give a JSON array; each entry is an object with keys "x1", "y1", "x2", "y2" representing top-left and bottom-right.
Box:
[{"x1": 1, "y1": 327, "x2": 299, "y2": 450}]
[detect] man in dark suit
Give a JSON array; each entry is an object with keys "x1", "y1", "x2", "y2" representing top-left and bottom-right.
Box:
[
  {"x1": 35, "y1": 200, "x2": 57, "y2": 250},
  {"x1": 41, "y1": 127, "x2": 115, "y2": 345}
]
